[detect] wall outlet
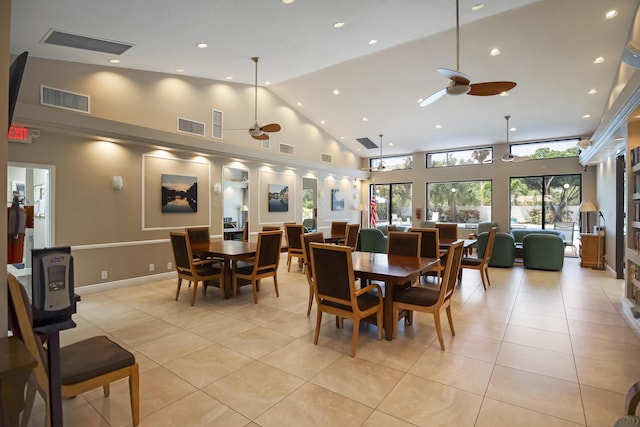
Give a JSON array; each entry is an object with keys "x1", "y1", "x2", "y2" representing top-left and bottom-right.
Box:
[
  {"x1": 149, "y1": 263, "x2": 155, "y2": 272},
  {"x1": 101, "y1": 271, "x2": 108, "y2": 279},
  {"x1": 167, "y1": 262, "x2": 173, "y2": 270}
]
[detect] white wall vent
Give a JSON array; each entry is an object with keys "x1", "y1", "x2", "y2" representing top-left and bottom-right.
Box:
[
  {"x1": 41, "y1": 85, "x2": 90, "y2": 113},
  {"x1": 211, "y1": 109, "x2": 223, "y2": 139},
  {"x1": 177, "y1": 117, "x2": 205, "y2": 137},
  {"x1": 279, "y1": 143, "x2": 295, "y2": 156},
  {"x1": 261, "y1": 139, "x2": 271, "y2": 150},
  {"x1": 321, "y1": 153, "x2": 332, "y2": 163}
]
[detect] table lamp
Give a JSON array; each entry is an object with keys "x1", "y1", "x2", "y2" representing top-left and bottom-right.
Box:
[{"x1": 578, "y1": 200, "x2": 598, "y2": 233}]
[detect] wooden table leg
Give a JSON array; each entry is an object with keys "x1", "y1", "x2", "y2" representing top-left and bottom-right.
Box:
[
  {"x1": 383, "y1": 282, "x2": 394, "y2": 341},
  {"x1": 223, "y1": 257, "x2": 233, "y2": 298}
]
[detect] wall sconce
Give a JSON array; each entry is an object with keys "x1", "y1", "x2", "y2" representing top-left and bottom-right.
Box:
[
  {"x1": 213, "y1": 182, "x2": 222, "y2": 195},
  {"x1": 112, "y1": 176, "x2": 123, "y2": 190}
]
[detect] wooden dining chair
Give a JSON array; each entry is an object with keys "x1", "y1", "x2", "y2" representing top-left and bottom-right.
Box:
[
  {"x1": 241, "y1": 220, "x2": 249, "y2": 242},
  {"x1": 262, "y1": 225, "x2": 281, "y2": 231},
  {"x1": 392, "y1": 240, "x2": 464, "y2": 350},
  {"x1": 310, "y1": 242, "x2": 383, "y2": 357},
  {"x1": 387, "y1": 231, "x2": 421, "y2": 257},
  {"x1": 186, "y1": 226, "x2": 212, "y2": 261},
  {"x1": 330, "y1": 221, "x2": 348, "y2": 237},
  {"x1": 7, "y1": 274, "x2": 140, "y2": 427},
  {"x1": 460, "y1": 227, "x2": 496, "y2": 290},
  {"x1": 435, "y1": 222, "x2": 458, "y2": 241},
  {"x1": 232, "y1": 230, "x2": 282, "y2": 303},
  {"x1": 284, "y1": 223, "x2": 305, "y2": 271},
  {"x1": 409, "y1": 227, "x2": 445, "y2": 284},
  {"x1": 344, "y1": 223, "x2": 360, "y2": 250},
  {"x1": 300, "y1": 231, "x2": 326, "y2": 315},
  {"x1": 170, "y1": 232, "x2": 224, "y2": 305}
]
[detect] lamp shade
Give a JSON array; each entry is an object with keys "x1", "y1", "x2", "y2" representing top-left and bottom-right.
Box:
[
  {"x1": 578, "y1": 200, "x2": 598, "y2": 212},
  {"x1": 239, "y1": 205, "x2": 249, "y2": 212}
]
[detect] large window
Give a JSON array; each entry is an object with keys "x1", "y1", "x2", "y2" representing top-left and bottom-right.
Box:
[
  {"x1": 511, "y1": 138, "x2": 579, "y2": 160},
  {"x1": 370, "y1": 183, "x2": 412, "y2": 226},
  {"x1": 370, "y1": 154, "x2": 413, "y2": 171},
  {"x1": 509, "y1": 174, "x2": 581, "y2": 229},
  {"x1": 426, "y1": 180, "x2": 492, "y2": 224},
  {"x1": 426, "y1": 148, "x2": 492, "y2": 168}
]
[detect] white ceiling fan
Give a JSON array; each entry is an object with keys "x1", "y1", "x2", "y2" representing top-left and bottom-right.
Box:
[
  {"x1": 248, "y1": 57, "x2": 281, "y2": 140},
  {"x1": 483, "y1": 115, "x2": 530, "y2": 163},
  {"x1": 420, "y1": 0, "x2": 517, "y2": 107},
  {"x1": 362, "y1": 134, "x2": 387, "y2": 171}
]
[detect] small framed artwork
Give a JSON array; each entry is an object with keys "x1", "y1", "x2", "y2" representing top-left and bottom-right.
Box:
[
  {"x1": 331, "y1": 188, "x2": 345, "y2": 211},
  {"x1": 161, "y1": 174, "x2": 198, "y2": 213},
  {"x1": 268, "y1": 184, "x2": 289, "y2": 212}
]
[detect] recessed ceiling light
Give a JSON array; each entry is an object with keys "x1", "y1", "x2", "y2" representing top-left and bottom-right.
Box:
[
  {"x1": 333, "y1": 89, "x2": 340, "y2": 95},
  {"x1": 281, "y1": 0, "x2": 295, "y2": 4},
  {"x1": 509, "y1": 127, "x2": 517, "y2": 132},
  {"x1": 320, "y1": 120, "x2": 326, "y2": 124},
  {"x1": 388, "y1": 142, "x2": 394, "y2": 147},
  {"x1": 594, "y1": 56, "x2": 605, "y2": 64},
  {"x1": 587, "y1": 89, "x2": 598, "y2": 95},
  {"x1": 417, "y1": 98, "x2": 424, "y2": 104},
  {"x1": 225, "y1": 76, "x2": 233, "y2": 80},
  {"x1": 265, "y1": 81, "x2": 271, "y2": 85},
  {"x1": 297, "y1": 102, "x2": 302, "y2": 106},
  {"x1": 583, "y1": 114, "x2": 592, "y2": 119},
  {"x1": 605, "y1": 9, "x2": 618, "y2": 19},
  {"x1": 175, "y1": 68, "x2": 185, "y2": 73},
  {"x1": 362, "y1": 117, "x2": 369, "y2": 122},
  {"x1": 333, "y1": 22, "x2": 345, "y2": 28},
  {"x1": 340, "y1": 136, "x2": 345, "y2": 139},
  {"x1": 196, "y1": 43, "x2": 208, "y2": 48},
  {"x1": 435, "y1": 124, "x2": 442, "y2": 129},
  {"x1": 471, "y1": 4, "x2": 484, "y2": 11},
  {"x1": 490, "y1": 48, "x2": 501, "y2": 56},
  {"x1": 108, "y1": 59, "x2": 120, "y2": 64},
  {"x1": 368, "y1": 39, "x2": 378, "y2": 45}
]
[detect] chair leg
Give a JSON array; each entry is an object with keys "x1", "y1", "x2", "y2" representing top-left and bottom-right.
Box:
[
  {"x1": 392, "y1": 303, "x2": 399, "y2": 339},
  {"x1": 191, "y1": 281, "x2": 199, "y2": 306},
  {"x1": 129, "y1": 363, "x2": 140, "y2": 426},
  {"x1": 377, "y1": 309, "x2": 383, "y2": 340},
  {"x1": 433, "y1": 312, "x2": 445, "y2": 351},
  {"x1": 313, "y1": 310, "x2": 323, "y2": 345},
  {"x1": 21, "y1": 380, "x2": 36, "y2": 427},
  {"x1": 273, "y1": 275, "x2": 279, "y2": 298},
  {"x1": 287, "y1": 254, "x2": 292, "y2": 272},
  {"x1": 446, "y1": 306, "x2": 455, "y2": 337},
  {"x1": 484, "y1": 266, "x2": 491, "y2": 288},
  {"x1": 175, "y1": 277, "x2": 183, "y2": 300},
  {"x1": 350, "y1": 318, "x2": 360, "y2": 357},
  {"x1": 252, "y1": 279, "x2": 259, "y2": 304},
  {"x1": 306, "y1": 286, "x2": 314, "y2": 316},
  {"x1": 103, "y1": 383, "x2": 110, "y2": 397}
]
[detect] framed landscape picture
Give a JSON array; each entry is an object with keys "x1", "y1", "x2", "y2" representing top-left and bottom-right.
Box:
[
  {"x1": 161, "y1": 174, "x2": 198, "y2": 213},
  {"x1": 268, "y1": 183, "x2": 289, "y2": 212},
  {"x1": 331, "y1": 188, "x2": 345, "y2": 211}
]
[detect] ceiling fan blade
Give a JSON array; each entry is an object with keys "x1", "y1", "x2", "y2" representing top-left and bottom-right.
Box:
[
  {"x1": 468, "y1": 81, "x2": 517, "y2": 96},
  {"x1": 420, "y1": 88, "x2": 447, "y2": 107},
  {"x1": 437, "y1": 68, "x2": 470, "y2": 85},
  {"x1": 251, "y1": 133, "x2": 269, "y2": 140},
  {"x1": 261, "y1": 123, "x2": 281, "y2": 133}
]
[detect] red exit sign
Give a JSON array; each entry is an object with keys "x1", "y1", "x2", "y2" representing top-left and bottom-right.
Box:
[{"x1": 7, "y1": 126, "x2": 31, "y2": 143}]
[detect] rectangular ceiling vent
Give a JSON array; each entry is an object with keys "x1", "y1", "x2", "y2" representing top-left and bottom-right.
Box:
[
  {"x1": 42, "y1": 30, "x2": 133, "y2": 55},
  {"x1": 261, "y1": 139, "x2": 270, "y2": 150},
  {"x1": 41, "y1": 85, "x2": 90, "y2": 113},
  {"x1": 177, "y1": 117, "x2": 205, "y2": 137},
  {"x1": 321, "y1": 153, "x2": 332, "y2": 163},
  {"x1": 356, "y1": 137, "x2": 378, "y2": 149},
  {"x1": 211, "y1": 109, "x2": 223, "y2": 139},
  {"x1": 279, "y1": 143, "x2": 295, "y2": 156}
]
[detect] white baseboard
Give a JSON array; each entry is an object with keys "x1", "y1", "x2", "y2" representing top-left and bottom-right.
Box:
[{"x1": 75, "y1": 272, "x2": 176, "y2": 295}]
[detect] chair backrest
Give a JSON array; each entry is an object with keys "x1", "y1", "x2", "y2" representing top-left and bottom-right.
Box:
[
  {"x1": 330, "y1": 221, "x2": 348, "y2": 236},
  {"x1": 242, "y1": 220, "x2": 249, "y2": 242},
  {"x1": 409, "y1": 227, "x2": 440, "y2": 259},
  {"x1": 262, "y1": 225, "x2": 281, "y2": 231},
  {"x1": 436, "y1": 223, "x2": 458, "y2": 241},
  {"x1": 254, "y1": 231, "x2": 283, "y2": 270},
  {"x1": 7, "y1": 274, "x2": 50, "y2": 396},
  {"x1": 387, "y1": 224, "x2": 397, "y2": 232},
  {"x1": 554, "y1": 221, "x2": 574, "y2": 243},
  {"x1": 345, "y1": 224, "x2": 360, "y2": 249},
  {"x1": 310, "y1": 242, "x2": 354, "y2": 304},
  {"x1": 301, "y1": 232, "x2": 325, "y2": 282},
  {"x1": 477, "y1": 221, "x2": 498, "y2": 235},
  {"x1": 170, "y1": 232, "x2": 193, "y2": 272},
  {"x1": 284, "y1": 224, "x2": 305, "y2": 250},
  {"x1": 358, "y1": 228, "x2": 388, "y2": 254},
  {"x1": 480, "y1": 227, "x2": 497, "y2": 262},
  {"x1": 387, "y1": 231, "x2": 421, "y2": 257},
  {"x1": 186, "y1": 226, "x2": 210, "y2": 244},
  {"x1": 438, "y1": 240, "x2": 464, "y2": 304}
]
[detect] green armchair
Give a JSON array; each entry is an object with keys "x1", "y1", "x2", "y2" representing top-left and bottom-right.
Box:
[
  {"x1": 358, "y1": 228, "x2": 388, "y2": 253},
  {"x1": 522, "y1": 234, "x2": 564, "y2": 271},
  {"x1": 478, "y1": 232, "x2": 515, "y2": 267}
]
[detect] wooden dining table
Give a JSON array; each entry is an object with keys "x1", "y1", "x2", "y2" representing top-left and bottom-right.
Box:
[
  {"x1": 324, "y1": 233, "x2": 345, "y2": 244},
  {"x1": 191, "y1": 240, "x2": 258, "y2": 298},
  {"x1": 351, "y1": 251, "x2": 439, "y2": 340}
]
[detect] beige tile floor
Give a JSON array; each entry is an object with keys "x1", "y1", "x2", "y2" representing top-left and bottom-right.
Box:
[{"x1": 22, "y1": 255, "x2": 640, "y2": 427}]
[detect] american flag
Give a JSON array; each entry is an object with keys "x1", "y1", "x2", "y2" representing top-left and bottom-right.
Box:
[{"x1": 369, "y1": 193, "x2": 377, "y2": 228}]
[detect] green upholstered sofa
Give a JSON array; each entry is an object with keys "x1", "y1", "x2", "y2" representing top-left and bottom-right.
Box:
[
  {"x1": 357, "y1": 228, "x2": 388, "y2": 253},
  {"x1": 510, "y1": 229, "x2": 565, "y2": 245},
  {"x1": 522, "y1": 234, "x2": 565, "y2": 271},
  {"x1": 477, "y1": 231, "x2": 516, "y2": 268}
]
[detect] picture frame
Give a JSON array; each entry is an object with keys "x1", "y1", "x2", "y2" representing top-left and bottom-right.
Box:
[
  {"x1": 268, "y1": 184, "x2": 289, "y2": 212},
  {"x1": 161, "y1": 174, "x2": 198, "y2": 213},
  {"x1": 331, "y1": 188, "x2": 345, "y2": 211}
]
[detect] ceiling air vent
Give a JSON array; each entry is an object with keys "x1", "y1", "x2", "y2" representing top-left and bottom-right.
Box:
[
  {"x1": 321, "y1": 153, "x2": 332, "y2": 163},
  {"x1": 42, "y1": 30, "x2": 133, "y2": 55},
  {"x1": 177, "y1": 117, "x2": 205, "y2": 137},
  {"x1": 261, "y1": 139, "x2": 270, "y2": 150},
  {"x1": 356, "y1": 137, "x2": 378, "y2": 149},
  {"x1": 279, "y1": 143, "x2": 295, "y2": 156},
  {"x1": 41, "y1": 85, "x2": 90, "y2": 113},
  {"x1": 211, "y1": 109, "x2": 223, "y2": 139}
]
